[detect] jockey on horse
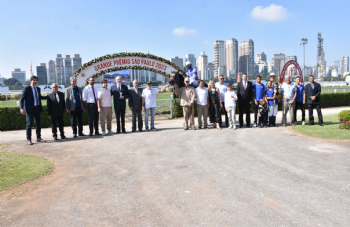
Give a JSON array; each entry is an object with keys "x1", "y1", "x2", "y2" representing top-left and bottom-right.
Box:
[{"x1": 185, "y1": 61, "x2": 198, "y2": 88}]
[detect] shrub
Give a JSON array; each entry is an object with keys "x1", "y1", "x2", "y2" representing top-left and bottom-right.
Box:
[
  {"x1": 339, "y1": 120, "x2": 350, "y2": 130},
  {"x1": 338, "y1": 110, "x2": 350, "y2": 122},
  {"x1": 0, "y1": 106, "x2": 89, "y2": 131}
]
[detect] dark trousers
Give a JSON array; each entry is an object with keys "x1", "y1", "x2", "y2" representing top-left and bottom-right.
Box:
[
  {"x1": 131, "y1": 108, "x2": 143, "y2": 131},
  {"x1": 26, "y1": 106, "x2": 41, "y2": 140},
  {"x1": 294, "y1": 102, "x2": 305, "y2": 122},
  {"x1": 254, "y1": 103, "x2": 259, "y2": 123},
  {"x1": 259, "y1": 114, "x2": 265, "y2": 126},
  {"x1": 115, "y1": 108, "x2": 126, "y2": 132},
  {"x1": 221, "y1": 102, "x2": 228, "y2": 126},
  {"x1": 70, "y1": 107, "x2": 83, "y2": 135},
  {"x1": 308, "y1": 103, "x2": 323, "y2": 125},
  {"x1": 87, "y1": 103, "x2": 99, "y2": 134},
  {"x1": 51, "y1": 116, "x2": 64, "y2": 137},
  {"x1": 238, "y1": 100, "x2": 251, "y2": 127}
]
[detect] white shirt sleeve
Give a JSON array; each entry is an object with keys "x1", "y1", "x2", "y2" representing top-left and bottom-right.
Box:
[{"x1": 82, "y1": 88, "x2": 87, "y2": 101}]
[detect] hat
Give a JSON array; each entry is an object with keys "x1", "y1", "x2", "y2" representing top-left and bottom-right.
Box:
[
  {"x1": 184, "y1": 77, "x2": 190, "y2": 82},
  {"x1": 269, "y1": 73, "x2": 277, "y2": 77},
  {"x1": 146, "y1": 81, "x2": 152, "y2": 84},
  {"x1": 185, "y1": 61, "x2": 192, "y2": 66}
]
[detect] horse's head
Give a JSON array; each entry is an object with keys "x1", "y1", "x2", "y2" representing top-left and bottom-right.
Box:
[{"x1": 168, "y1": 71, "x2": 185, "y2": 88}]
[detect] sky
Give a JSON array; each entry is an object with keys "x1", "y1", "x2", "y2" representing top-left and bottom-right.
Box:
[{"x1": 0, "y1": 0, "x2": 349, "y2": 79}]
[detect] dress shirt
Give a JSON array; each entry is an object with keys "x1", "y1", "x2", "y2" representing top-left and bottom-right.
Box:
[
  {"x1": 215, "y1": 82, "x2": 227, "y2": 102},
  {"x1": 224, "y1": 91, "x2": 238, "y2": 107},
  {"x1": 281, "y1": 82, "x2": 297, "y2": 101},
  {"x1": 31, "y1": 85, "x2": 40, "y2": 106},
  {"x1": 54, "y1": 92, "x2": 60, "y2": 103},
  {"x1": 98, "y1": 88, "x2": 112, "y2": 107},
  {"x1": 311, "y1": 83, "x2": 315, "y2": 89},
  {"x1": 82, "y1": 85, "x2": 98, "y2": 103},
  {"x1": 195, "y1": 87, "x2": 208, "y2": 105}
]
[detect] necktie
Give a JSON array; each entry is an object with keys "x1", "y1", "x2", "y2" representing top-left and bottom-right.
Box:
[
  {"x1": 55, "y1": 93, "x2": 59, "y2": 103},
  {"x1": 135, "y1": 88, "x2": 138, "y2": 94},
  {"x1": 244, "y1": 82, "x2": 246, "y2": 90},
  {"x1": 91, "y1": 86, "x2": 97, "y2": 103},
  {"x1": 34, "y1": 87, "x2": 39, "y2": 105}
]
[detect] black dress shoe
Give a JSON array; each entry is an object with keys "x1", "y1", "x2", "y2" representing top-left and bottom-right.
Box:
[
  {"x1": 73, "y1": 134, "x2": 77, "y2": 138},
  {"x1": 122, "y1": 130, "x2": 127, "y2": 133},
  {"x1": 79, "y1": 133, "x2": 86, "y2": 136},
  {"x1": 131, "y1": 130, "x2": 136, "y2": 132},
  {"x1": 27, "y1": 140, "x2": 33, "y2": 145},
  {"x1": 95, "y1": 132, "x2": 101, "y2": 136},
  {"x1": 88, "y1": 133, "x2": 93, "y2": 136},
  {"x1": 239, "y1": 126, "x2": 243, "y2": 128},
  {"x1": 139, "y1": 129, "x2": 143, "y2": 132},
  {"x1": 53, "y1": 136, "x2": 58, "y2": 141},
  {"x1": 61, "y1": 135, "x2": 68, "y2": 140},
  {"x1": 115, "y1": 131, "x2": 120, "y2": 134}
]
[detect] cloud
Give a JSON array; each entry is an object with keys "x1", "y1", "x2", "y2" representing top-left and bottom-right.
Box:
[
  {"x1": 172, "y1": 27, "x2": 197, "y2": 36},
  {"x1": 251, "y1": 4, "x2": 290, "y2": 21}
]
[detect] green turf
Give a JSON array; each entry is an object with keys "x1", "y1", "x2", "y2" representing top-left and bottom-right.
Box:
[
  {"x1": 291, "y1": 114, "x2": 350, "y2": 140},
  {"x1": 0, "y1": 150, "x2": 53, "y2": 190}
]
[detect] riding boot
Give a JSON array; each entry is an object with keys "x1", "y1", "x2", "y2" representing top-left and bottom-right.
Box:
[
  {"x1": 268, "y1": 117, "x2": 272, "y2": 127},
  {"x1": 272, "y1": 116, "x2": 276, "y2": 127}
]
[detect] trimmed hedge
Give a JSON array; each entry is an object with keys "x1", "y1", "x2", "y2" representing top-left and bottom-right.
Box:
[
  {"x1": 172, "y1": 92, "x2": 350, "y2": 118},
  {"x1": 0, "y1": 106, "x2": 89, "y2": 131},
  {"x1": 338, "y1": 110, "x2": 350, "y2": 122}
]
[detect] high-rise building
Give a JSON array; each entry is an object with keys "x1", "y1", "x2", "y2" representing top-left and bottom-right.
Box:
[
  {"x1": 207, "y1": 62, "x2": 214, "y2": 79},
  {"x1": 238, "y1": 39, "x2": 254, "y2": 76},
  {"x1": 197, "y1": 51, "x2": 208, "y2": 80},
  {"x1": 73, "y1": 54, "x2": 82, "y2": 72},
  {"x1": 317, "y1": 32, "x2": 326, "y2": 79},
  {"x1": 185, "y1": 54, "x2": 196, "y2": 67},
  {"x1": 36, "y1": 63, "x2": 47, "y2": 85},
  {"x1": 11, "y1": 68, "x2": 26, "y2": 84},
  {"x1": 340, "y1": 56, "x2": 349, "y2": 76},
  {"x1": 334, "y1": 60, "x2": 340, "y2": 66},
  {"x1": 213, "y1": 40, "x2": 225, "y2": 78},
  {"x1": 56, "y1": 54, "x2": 64, "y2": 84},
  {"x1": 170, "y1": 56, "x2": 184, "y2": 69},
  {"x1": 225, "y1": 38, "x2": 238, "y2": 78},
  {"x1": 64, "y1": 55, "x2": 73, "y2": 84},
  {"x1": 269, "y1": 53, "x2": 286, "y2": 76},
  {"x1": 256, "y1": 52, "x2": 267, "y2": 76},
  {"x1": 48, "y1": 60, "x2": 56, "y2": 83},
  {"x1": 286, "y1": 56, "x2": 297, "y2": 62}
]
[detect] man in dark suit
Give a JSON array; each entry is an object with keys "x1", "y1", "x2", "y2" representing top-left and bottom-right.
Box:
[
  {"x1": 19, "y1": 75, "x2": 47, "y2": 145},
  {"x1": 47, "y1": 83, "x2": 67, "y2": 140},
  {"x1": 305, "y1": 75, "x2": 323, "y2": 126},
  {"x1": 111, "y1": 76, "x2": 129, "y2": 133},
  {"x1": 66, "y1": 76, "x2": 86, "y2": 138},
  {"x1": 237, "y1": 73, "x2": 253, "y2": 128},
  {"x1": 128, "y1": 80, "x2": 143, "y2": 132}
]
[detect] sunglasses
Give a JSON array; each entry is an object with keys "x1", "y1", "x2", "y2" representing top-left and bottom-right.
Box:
[{"x1": 219, "y1": 78, "x2": 224, "y2": 80}]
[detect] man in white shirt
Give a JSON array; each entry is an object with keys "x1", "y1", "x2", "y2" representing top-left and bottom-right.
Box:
[
  {"x1": 281, "y1": 75, "x2": 297, "y2": 127},
  {"x1": 142, "y1": 81, "x2": 169, "y2": 131},
  {"x1": 83, "y1": 77, "x2": 101, "y2": 136},
  {"x1": 195, "y1": 80, "x2": 209, "y2": 129},
  {"x1": 98, "y1": 79, "x2": 113, "y2": 136},
  {"x1": 215, "y1": 75, "x2": 228, "y2": 127}
]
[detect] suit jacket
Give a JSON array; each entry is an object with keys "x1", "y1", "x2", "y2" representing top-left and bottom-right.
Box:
[
  {"x1": 305, "y1": 82, "x2": 321, "y2": 104},
  {"x1": 19, "y1": 86, "x2": 44, "y2": 114},
  {"x1": 66, "y1": 86, "x2": 85, "y2": 111},
  {"x1": 111, "y1": 84, "x2": 129, "y2": 110},
  {"x1": 47, "y1": 91, "x2": 66, "y2": 118},
  {"x1": 128, "y1": 87, "x2": 143, "y2": 111},
  {"x1": 237, "y1": 81, "x2": 253, "y2": 102}
]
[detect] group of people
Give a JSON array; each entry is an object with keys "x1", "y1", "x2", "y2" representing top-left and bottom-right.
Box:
[
  {"x1": 174, "y1": 71, "x2": 323, "y2": 131},
  {"x1": 19, "y1": 69, "x2": 323, "y2": 145}
]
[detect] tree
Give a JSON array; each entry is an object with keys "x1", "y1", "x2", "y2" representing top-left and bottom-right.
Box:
[
  {"x1": 24, "y1": 80, "x2": 31, "y2": 86},
  {"x1": 4, "y1": 78, "x2": 23, "y2": 90}
]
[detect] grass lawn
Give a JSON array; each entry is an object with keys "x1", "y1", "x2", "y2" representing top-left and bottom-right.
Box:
[
  {"x1": 0, "y1": 148, "x2": 53, "y2": 190},
  {"x1": 291, "y1": 114, "x2": 350, "y2": 140}
]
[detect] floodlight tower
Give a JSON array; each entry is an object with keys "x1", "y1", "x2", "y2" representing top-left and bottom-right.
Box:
[
  {"x1": 317, "y1": 33, "x2": 326, "y2": 79},
  {"x1": 299, "y1": 38, "x2": 308, "y2": 79}
]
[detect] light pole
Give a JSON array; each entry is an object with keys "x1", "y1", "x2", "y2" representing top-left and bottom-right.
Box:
[{"x1": 299, "y1": 38, "x2": 308, "y2": 83}]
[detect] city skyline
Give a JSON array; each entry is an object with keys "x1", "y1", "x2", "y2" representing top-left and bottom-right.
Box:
[{"x1": 1, "y1": 0, "x2": 350, "y2": 79}]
